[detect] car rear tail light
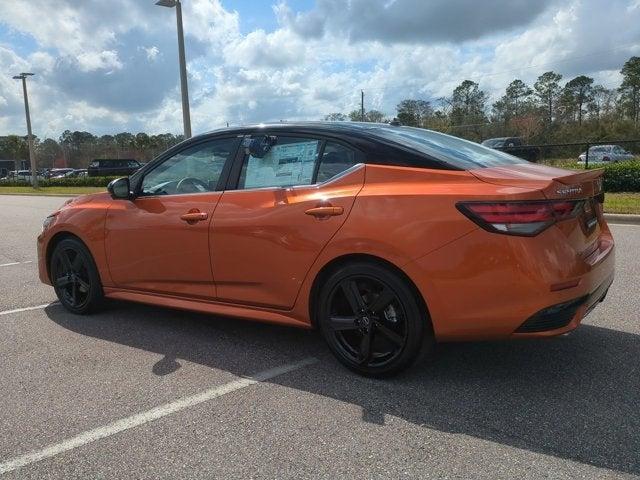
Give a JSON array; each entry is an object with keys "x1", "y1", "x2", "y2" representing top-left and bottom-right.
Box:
[{"x1": 457, "y1": 200, "x2": 580, "y2": 236}]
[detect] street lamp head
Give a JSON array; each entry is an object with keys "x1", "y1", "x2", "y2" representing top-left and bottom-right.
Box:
[
  {"x1": 13, "y1": 73, "x2": 35, "y2": 80},
  {"x1": 155, "y1": 0, "x2": 177, "y2": 7},
  {"x1": 20, "y1": 72, "x2": 35, "y2": 76}
]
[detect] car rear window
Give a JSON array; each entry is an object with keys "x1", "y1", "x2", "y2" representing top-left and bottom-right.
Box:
[{"x1": 367, "y1": 126, "x2": 527, "y2": 169}]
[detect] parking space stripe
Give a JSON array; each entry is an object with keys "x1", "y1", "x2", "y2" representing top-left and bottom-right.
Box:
[
  {"x1": 0, "y1": 261, "x2": 33, "y2": 267},
  {"x1": 0, "y1": 303, "x2": 58, "y2": 317},
  {"x1": 0, "y1": 356, "x2": 318, "y2": 475}
]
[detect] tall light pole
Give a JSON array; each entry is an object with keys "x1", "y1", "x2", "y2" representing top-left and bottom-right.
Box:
[
  {"x1": 156, "y1": 0, "x2": 192, "y2": 138},
  {"x1": 12, "y1": 72, "x2": 38, "y2": 188}
]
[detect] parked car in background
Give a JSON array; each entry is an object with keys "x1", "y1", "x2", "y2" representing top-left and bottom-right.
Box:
[
  {"x1": 16, "y1": 170, "x2": 33, "y2": 182},
  {"x1": 13, "y1": 170, "x2": 46, "y2": 183},
  {"x1": 38, "y1": 122, "x2": 614, "y2": 376},
  {"x1": 578, "y1": 145, "x2": 635, "y2": 164},
  {"x1": 16, "y1": 170, "x2": 29, "y2": 181},
  {"x1": 87, "y1": 159, "x2": 142, "y2": 177},
  {"x1": 482, "y1": 137, "x2": 521, "y2": 148},
  {"x1": 481, "y1": 137, "x2": 540, "y2": 162},
  {"x1": 48, "y1": 168, "x2": 75, "y2": 179}
]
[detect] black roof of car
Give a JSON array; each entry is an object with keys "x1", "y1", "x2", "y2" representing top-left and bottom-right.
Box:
[
  {"x1": 143, "y1": 121, "x2": 526, "y2": 172},
  {"x1": 203, "y1": 121, "x2": 389, "y2": 135},
  {"x1": 190, "y1": 121, "x2": 458, "y2": 170},
  {"x1": 200, "y1": 121, "x2": 425, "y2": 148}
]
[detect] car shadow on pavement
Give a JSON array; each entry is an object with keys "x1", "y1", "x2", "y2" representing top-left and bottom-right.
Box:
[{"x1": 45, "y1": 301, "x2": 640, "y2": 476}]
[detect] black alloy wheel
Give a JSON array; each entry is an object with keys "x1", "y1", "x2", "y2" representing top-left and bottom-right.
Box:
[
  {"x1": 50, "y1": 238, "x2": 103, "y2": 314},
  {"x1": 318, "y1": 262, "x2": 431, "y2": 376}
]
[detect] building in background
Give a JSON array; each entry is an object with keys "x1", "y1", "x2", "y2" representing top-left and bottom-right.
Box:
[{"x1": 0, "y1": 159, "x2": 28, "y2": 178}]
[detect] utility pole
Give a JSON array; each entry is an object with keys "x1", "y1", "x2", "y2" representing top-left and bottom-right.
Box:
[
  {"x1": 156, "y1": 0, "x2": 192, "y2": 138},
  {"x1": 13, "y1": 73, "x2": 38, "y2": 188},
  {"x1": 361, "y1": 90, "x2": 365, "y2": 121}
]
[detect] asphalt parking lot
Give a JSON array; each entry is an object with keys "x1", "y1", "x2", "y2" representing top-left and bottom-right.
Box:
[{"x1": 0, "y1": 194, "x2": 638, "y2": 479}]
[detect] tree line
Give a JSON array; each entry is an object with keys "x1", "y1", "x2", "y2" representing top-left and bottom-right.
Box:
[
  {"x1": 0, "y1": 131, "x2": 184, "y2": 169},
  {"x1": 325, "y1": 56, "x2": 640, "y2": 146},
  {"x1": 1, "y1": 56, "x2": 639, "y2": 168}
]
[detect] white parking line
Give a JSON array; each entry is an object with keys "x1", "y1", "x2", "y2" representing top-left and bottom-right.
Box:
[
  {"x1": 0, "y1": 261, "x2": 33, "y2": 267},
  {"x1": 0, "y1": 303, "x2": 58, "y2": 316},
  {"x1": 0, "y1": 356, "x2": 318, "y2": 475}
]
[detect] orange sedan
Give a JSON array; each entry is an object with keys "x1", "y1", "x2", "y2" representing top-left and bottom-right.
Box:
[{"x1": 38, "y1": 123, "x2": 614, "y2": 376}]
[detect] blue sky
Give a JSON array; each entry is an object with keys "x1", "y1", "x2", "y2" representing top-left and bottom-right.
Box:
[
  {"x1": 0, "y1": 0, "x2": 638, "y2": 138},
  {"x1": 224, "y1": 0, "x2": 314, "y2": 33}
]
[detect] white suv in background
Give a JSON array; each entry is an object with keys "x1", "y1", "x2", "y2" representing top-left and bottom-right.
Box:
[{"x1": 578, "y1": 145, "x2": 635, "y2": 164}]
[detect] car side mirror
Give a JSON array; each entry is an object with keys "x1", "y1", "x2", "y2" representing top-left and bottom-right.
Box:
[{"x1": 108, "y1": 177, "x2": 131, "y2": 200}]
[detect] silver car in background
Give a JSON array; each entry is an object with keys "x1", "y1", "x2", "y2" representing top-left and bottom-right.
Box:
[{"x1": 578, "y1": 145, "x2": 635, "y2": 164}]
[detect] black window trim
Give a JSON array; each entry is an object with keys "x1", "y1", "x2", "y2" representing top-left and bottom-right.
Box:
[
  {"x1": 225, "y1": 131, "x2": 364, "y2": 192},
  {"x1": 131, "y1": 135, "x2": 242, "y2": 197}
]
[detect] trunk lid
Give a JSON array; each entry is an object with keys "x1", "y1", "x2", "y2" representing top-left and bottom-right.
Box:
[
  {"x1": 469, "y1": 163, "x2": 604, "y2": 200},
  {"x1": 469, "y1": 163, "x2": 606, "y2": 254}
]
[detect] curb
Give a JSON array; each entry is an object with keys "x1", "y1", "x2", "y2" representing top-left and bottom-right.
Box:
[{"x1": 604, "y1": 213, "x2": 640, "y2": 225}]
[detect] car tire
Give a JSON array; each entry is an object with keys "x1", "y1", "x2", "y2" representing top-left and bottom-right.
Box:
[
  {"x1": 50, "y1": 237, "x2": 104, "y2": 315},
  {"x1": 317, "y1": 261, "x2": 433, "y2": 377}
]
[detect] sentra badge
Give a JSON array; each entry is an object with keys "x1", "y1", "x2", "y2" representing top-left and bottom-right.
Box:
[{"x1": 556, "y1": 185, "x2": 582, "y2": 196}]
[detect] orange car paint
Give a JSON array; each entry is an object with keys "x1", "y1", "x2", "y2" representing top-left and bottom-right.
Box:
[
  {"x1": 38, "y1": 162, "x2": 614, "y2": 339},
  {"x1": 104, "y1": 193, "x2": 222, "y2": 299},
  {"x1": 210, "y1": 165, "x2": 365, "y2": 309}
]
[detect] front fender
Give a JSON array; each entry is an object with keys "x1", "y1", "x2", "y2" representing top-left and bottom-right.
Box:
[{"x1": 37, "y1": 193, "x2": 113, "y2": 287}]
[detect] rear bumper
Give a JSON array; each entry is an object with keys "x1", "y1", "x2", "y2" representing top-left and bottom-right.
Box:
[
  {"x1": 512, "y1": 273, "x2": 613, "y2": 337},
  {"x1": 404, "y1": 221, "x2": 615, "y2": 341}
]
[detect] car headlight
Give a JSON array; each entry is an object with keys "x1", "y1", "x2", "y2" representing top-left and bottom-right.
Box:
[{"x1": 42, "y1": 214, "x2": 57, "y2": 233}]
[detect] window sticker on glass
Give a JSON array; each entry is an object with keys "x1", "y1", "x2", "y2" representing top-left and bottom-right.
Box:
[{"x1": 243, "y1": 139, "x2": 319, "y2": 189}]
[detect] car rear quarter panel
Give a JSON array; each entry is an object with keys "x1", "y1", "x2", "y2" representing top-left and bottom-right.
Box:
[
  {"x1": 311, "y1": 164, "x2": 547, "y2": 263},
  {"x1": 289, "y1": 164, "x2": 545, "y2": 324}
]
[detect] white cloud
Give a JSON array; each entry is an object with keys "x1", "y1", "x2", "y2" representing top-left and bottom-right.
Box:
[
  {"x1": 0, "y1": 0, "x2": 639, "y2": 138},
  {"x1": 184, "y1": 0, "x2": 241, "y2": 46},
  {"x1": 76, "y1": 50, "x2": 123, "y2": 72},
  {"x1": 143, "y1": 46, "x2": 160, "y2": 61},
  {"x1": 223, "y1": 28, "x2": 306, "y2": 69}
]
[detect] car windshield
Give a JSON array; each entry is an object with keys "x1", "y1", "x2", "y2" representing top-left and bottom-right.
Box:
[{"x1": 367, "y1": 126, "x2": 526, "y2": 169}]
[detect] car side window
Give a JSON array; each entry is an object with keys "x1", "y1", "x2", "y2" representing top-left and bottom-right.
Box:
[
  {"x1": 141, "y1": 138, "x2": 237, "y2": 196},
  {"x1": 238, "y1": 136, "x2": 320, "y2": 189},
  {"x1": 316, "y1": 142, "x2": 358, "y2": 183}
]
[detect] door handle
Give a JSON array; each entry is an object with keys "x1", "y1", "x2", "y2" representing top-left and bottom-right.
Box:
[
  {"x1": 305, "y1": 205, "x2": 344, "y2": 218},
  {"x1": 180, "y1": 211, "x2": 208, "y2": 224}
]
